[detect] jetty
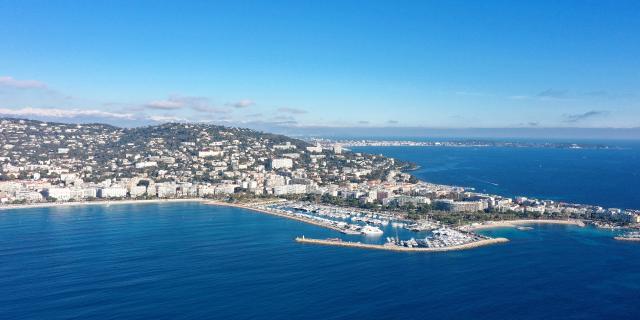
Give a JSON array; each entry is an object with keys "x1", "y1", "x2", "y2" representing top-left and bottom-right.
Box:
[
  {"x1": 295, "y1": 236, "x2": 509, "y2": 252},
  {"x1": 614, "y1": 237, "x2": 640, "y2": 242}
]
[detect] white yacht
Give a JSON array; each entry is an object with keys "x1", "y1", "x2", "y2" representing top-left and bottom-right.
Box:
[{"x1": 361, "y1": 225, "x2": 383, "y2": 235}]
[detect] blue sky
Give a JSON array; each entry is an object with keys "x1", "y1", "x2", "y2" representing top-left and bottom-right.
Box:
[{"x1": 0, "y1": 0, "x2": 638, "y2": 132}]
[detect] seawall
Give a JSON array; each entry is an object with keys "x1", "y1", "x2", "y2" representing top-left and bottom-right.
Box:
[{"x1": 295, "y1": 236, "x2": 509, "y2": 252}]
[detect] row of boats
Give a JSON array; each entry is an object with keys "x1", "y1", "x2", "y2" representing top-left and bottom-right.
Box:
[
  {"x1": 261, "y1": 203, "x2": 385, "y2": 236},
  {"x1": 283, "y1": 202, "x2": 441, "y2": 232},
  {"x1": 287, "y1": 202, "x2": 400, "y2": 227},
  {"x1": 386, "y1": 227, "x2": 485, "y2": 248},
  {"x1": 260, "y1": 201, "x2": 487, "y2": 248}
]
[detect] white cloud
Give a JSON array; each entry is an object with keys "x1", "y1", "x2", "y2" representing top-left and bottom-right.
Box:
[
  {"x1": 277, "y1": 107, "x2": 307, "y2": 114},
  {"x1": 145, "y1": 95, "x2": 231, "y2": 113},
  {"x1": 562, "y1": 110, "x2": 608, "y2": 123},
  {"x1": 0, "y1": 76, "x2": 48, "y2": 89},
  {"x1": 145, "y1": 99, "x2": 185, "y2": 110},
  {"x1": 228, "y1": 99, "x2": 255, "y2": 108},
  {"x1": 148, "y1": 115, "x2": 189, "y2": 122},
  {"x1": 0, "y1": 107, "x2": 136, "y2": 119}
]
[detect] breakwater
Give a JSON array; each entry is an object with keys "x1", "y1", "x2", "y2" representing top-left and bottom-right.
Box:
[
  {"x1": 295, "y1": 236, "x2": 509, "y2": 252},
  {"x1": 614, "y1": 237, "x2": 640, "y2": 242}
]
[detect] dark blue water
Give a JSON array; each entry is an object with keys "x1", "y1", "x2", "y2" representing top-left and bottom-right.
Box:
[
  {"x1": 353, "y1": 144, "x2": 640, "y2": 209},
  {"x1": 1, "y1": 202, "x2": 639, "y2": 319}
]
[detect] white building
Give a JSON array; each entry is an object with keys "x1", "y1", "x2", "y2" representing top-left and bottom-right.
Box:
[
  {"x1": 215, "y1": 184, "x2": 238, "y2": 194},
  {"x1": 306, "y1": 144, "x2": 323, "y2": 153},
  {"x1": 198, "y1": 185, "x2": 216, "y2": 197},
  {"x1": 156, "y1": 184, "x2": 177, "y2": 198},
  {"x1": 135, "y1": 161, "x2": 158, "y2": 169},
  {"x1": 129, "y1": 185, "x2": 147, "y2": 198},
  {"x1": 273, "y1": 142, "x2": 296, "y2": 150},
  {"x1": 44, "y1": 187, "x2": 71, "y2": 201},
  {"x1": 272, "y1": 184, "x2": 307, "y2": 195},
  {"x1": 199, "y1": 150, "x2": 224, "y2": 158},
  {"x1": 70, "y1": 187, "x2": 97, "y2": 200},
  {"x1": 15, "y1": 190, "x2": 43, "y2": 202},
  {"x1": 270, "y1": 158, "x2": 293, "y2": 170},
  {"x1": 98, "y1": 187, "x2": 128, "y2": 198}
]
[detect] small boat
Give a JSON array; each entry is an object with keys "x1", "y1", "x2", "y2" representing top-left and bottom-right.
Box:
[{"x1": 361, "y1": 225, "x2": 383, "y2": 235}]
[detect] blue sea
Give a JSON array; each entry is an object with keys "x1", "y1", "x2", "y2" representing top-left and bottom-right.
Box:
[
  {"x1": 353, "y1": 141, "x2": 640, "y2": 210},
  {"x1": 0, "y1": 203, "x2": 638, "y2": 319},
  {"x1": 1, "y1": 144, "x2": 640, "y2": 319}
]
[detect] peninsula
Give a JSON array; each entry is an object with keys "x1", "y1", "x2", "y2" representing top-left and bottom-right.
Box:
[{"x1": 1, "y1": 118, "x2": 638, "y2": 252}]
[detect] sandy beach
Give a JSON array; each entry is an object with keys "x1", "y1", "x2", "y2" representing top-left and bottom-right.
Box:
[{"x1": 464, "y1": 219, "x2": 585, "y2": 230}]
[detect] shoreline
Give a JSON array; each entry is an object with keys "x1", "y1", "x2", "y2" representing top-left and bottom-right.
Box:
[
  {"x1": 463, "y1": 219, "x2": 585, "y2": 230},
  {"x1": 0, "y1": 198, "x2": 205, "y2": 211},
  {"x1": 0, "y1": 199, "x2": 601, "y2": 253},
  {"x1": 296, "y1": 236, "x2": 510, "y2": 252}
]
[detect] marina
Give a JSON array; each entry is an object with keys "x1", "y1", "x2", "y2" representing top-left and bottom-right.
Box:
[
  {"x1": 209, "y1": 200, "x2": 596, "y2": 252},
  {"x1": 253, "y1": 201, "x2": 418, "y2": 237}
]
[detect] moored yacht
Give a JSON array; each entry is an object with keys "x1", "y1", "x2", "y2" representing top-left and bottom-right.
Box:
[{"x1": 361, "y1": 225, "x2": 384, "y2": 235}]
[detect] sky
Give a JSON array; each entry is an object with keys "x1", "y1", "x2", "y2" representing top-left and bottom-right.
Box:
[{"x1": 0, "y1": 0, "x2": 639, "y2": 137}]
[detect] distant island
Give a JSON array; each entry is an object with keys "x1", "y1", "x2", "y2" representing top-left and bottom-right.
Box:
[{"x1": 0, "y1": 118, "x2": 637, "y2": 252}]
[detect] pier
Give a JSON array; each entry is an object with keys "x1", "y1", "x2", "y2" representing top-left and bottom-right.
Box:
[
  {"x1": 614, "y1": 237, "x2": 640, "y2": 242},
  {"x1": 295, "y1": 236, "x2": 509, "y2": 252}
]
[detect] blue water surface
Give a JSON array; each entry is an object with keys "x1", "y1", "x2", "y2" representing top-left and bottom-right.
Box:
[
  {"x1": 0, "y1": 202, "x2": 639, "y2": 320},
  {"x1": 353, "y1": 143, "x2": 640, "y2": 209}
]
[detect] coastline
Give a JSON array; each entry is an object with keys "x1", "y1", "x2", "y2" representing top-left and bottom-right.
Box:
[
  {"x1": 296, "y1": 236, "x2": 510, "y2": 252},
  {"x1": 0, "y1": 198, "x2": 206, "y2": 211},
  {"x1": 0, "y1": 199, "x2": 597, "y2": 253},
  {"x1": 464, "y1": 219, "x2": 585, "y2": 230}
]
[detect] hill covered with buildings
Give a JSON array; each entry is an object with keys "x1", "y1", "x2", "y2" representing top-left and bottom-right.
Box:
[
  {"x1": 0, "y1": 118, "x2": 409, "y2": 202},
  {"x1": 0, "y1": 117, "x2": 637, "y2": 227}
]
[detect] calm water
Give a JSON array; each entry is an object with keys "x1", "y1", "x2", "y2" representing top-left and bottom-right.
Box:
[
  {"x1": 1, "y1": 202, "x2": 639, "y2": 320},
  {"x1": 353, "y1": 143, "x2": 640, "y2": 209}
]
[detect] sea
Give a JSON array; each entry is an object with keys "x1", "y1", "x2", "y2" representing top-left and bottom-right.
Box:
[
  {"x1": 352, "y1": 140, "x2": 640, "y2": 210},
  {"x1": 1, "y1": 142, "x2": 640, "y2": 319}
]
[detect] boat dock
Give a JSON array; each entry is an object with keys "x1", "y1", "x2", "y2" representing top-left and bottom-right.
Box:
[
  {"x1": 295, "y1": 236, "x2": 509, "y2": 252},
  {"x1": 614, "y1": 236, "x2": 640, "y2": 242}
]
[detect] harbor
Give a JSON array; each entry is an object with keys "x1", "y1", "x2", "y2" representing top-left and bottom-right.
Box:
[
  {"x1": 249, "y1": 201, "x2": 421, "y2": 237},
  {"x1": 206, "y1": 200, "x2": 602, "y2": 252}
]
